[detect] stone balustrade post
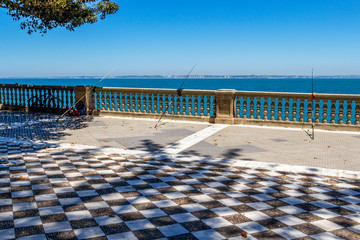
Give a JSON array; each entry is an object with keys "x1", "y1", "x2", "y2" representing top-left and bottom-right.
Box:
[
  {"x1": 74, "y1": 85, "x2": 93, "y2": 115},
  {"x1": 214, "y1": 89, "x2": 235, "y2": 124}
]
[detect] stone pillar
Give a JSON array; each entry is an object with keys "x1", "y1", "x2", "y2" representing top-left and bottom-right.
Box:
[
  {"x1": 214, "y1": 89, "x2": 235, "y2": 124},
  {"x1": 74, "y1": 85, "x2": 93, "y2": 115}
]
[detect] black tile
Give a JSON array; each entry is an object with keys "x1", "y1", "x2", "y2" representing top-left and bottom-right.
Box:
[
  {"x1": 15, "y1": 225, "x2": 45, "y2": 238},
  {"x1": 69, "y1": 218, "x2": 98, "y2": 229},
  {"x1": 180, "y1": 220, "x2": 211, "y2": 232},
  {"x1": 133, "y1": 229, "x2": 165, "y2": 240},
  {"x1": 100, "y1": 222, "x2": 131, "y2": 235}
]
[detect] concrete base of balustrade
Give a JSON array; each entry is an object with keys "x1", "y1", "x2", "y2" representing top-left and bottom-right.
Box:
[
  {"x1": 95, "y1": 110, "x2": 360, "y2": 132},
  {"x1": 233, "y1": 118, "x2": 360, "y2": 131},
  {"x1": 97, "y1": 110, "x2": 216, "y2": 123}
]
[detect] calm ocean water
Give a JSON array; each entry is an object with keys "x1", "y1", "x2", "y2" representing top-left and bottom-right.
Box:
[{"x1": 1, "y1": 78, "x2": 360, "y2": 94}]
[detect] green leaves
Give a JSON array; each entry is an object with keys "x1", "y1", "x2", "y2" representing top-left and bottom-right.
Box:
[{"x1": 0, "y1": 0, "x2": 119, "y2": 34}]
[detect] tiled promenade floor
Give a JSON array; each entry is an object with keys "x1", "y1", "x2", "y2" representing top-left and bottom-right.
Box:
[{"x1": 0, "y1": 111, "x2": 360, "y2": 239}]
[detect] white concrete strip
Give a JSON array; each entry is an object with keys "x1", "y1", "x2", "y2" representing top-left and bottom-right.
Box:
[
  {"x1": 154, "y1": 125, "x2": 227, "y2": 156},
  {"x1": 230, "y1": 158, "x2": 360, "y2": 179}
]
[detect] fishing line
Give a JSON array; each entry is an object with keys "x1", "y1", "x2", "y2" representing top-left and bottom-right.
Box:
[
  {"x1": 155, "y1": 64, "x2": 196, "y2": 129},
  {"x1": 57, "y1": 67, "x2": 117, "y2": 120}
]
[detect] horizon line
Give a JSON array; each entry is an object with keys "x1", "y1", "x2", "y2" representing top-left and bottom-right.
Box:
[{"x1": 2, "y1": 74, "x2": 360, "y2": 79}]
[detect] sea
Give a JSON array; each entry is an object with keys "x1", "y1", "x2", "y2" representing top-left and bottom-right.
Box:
[{"x1": 1, "y1": 78, "x2": 360, "y2": 94}]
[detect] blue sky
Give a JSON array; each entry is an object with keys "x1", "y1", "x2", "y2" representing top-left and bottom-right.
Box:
[{"x1": 0, "y1": 0, "x2": 360, "y2": 77}]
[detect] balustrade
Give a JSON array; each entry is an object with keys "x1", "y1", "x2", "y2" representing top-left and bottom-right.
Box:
[{"x1": 1, "y1": 84, "x2": 360, "y2": 130}]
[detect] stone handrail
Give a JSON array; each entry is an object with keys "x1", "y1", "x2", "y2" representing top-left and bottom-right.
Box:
[{"x1": 0, "y1": 84, "x2": 359, "y2": 131}]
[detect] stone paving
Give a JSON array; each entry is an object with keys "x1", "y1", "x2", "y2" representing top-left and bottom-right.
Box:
[{"x1": 0, "y1": 111, "x2": 360, "y2": 239}]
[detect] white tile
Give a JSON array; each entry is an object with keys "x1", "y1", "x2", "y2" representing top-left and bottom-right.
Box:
[
  {"x1": 153, "y1": 200, "x2": 178, "y2": 208},
  {"x1": 342, "y1": 204, "x2": 360, "y2": 212},
  {"x1": 149, "y1": 182, "x2": 170, "y2": 188},
  {"x1": 138, "y1": 189, "x2": 160, "y2": 196},
  {"x1": 14, "y1": 216, "x2": 42, "y2": 227},
  {"x1": 192, "y1": 229, "x2": 225, "y2": 240},
  {"x1": 311, "y1": 232, "x2": 344, "y2": 240},
  {"x1": 247, "y1": 202, "x2": 273, "y2": 210},
  {"x1": 126, "y1": 196, "x2": 150, "y2": 204},
  {"x1": 39, "y1": 206, "x2": 64, "y2": 215},
  {"x1": 31, "y1": 183, "x2": 51, "y2": 190},
  {"x1": 224, "y1": 191, "x2": 247, "y2": 198},
  {"x1": 77, "y1": 190, "x2": 98, "y2": 197},
  {"x1": 140, "y1": 209, "x2": 167, "y2": 218},
  {"x1": 16, "y1": 234, "x2": 47, "y2": 240},
  {"x1": 101, "y1": 192, "x2": 124, "y2": 201},
  {"x1": 127, "y1": 180, "x2": 147, "y2": 185},
  {"x1": 202, "y1": 217, "x2": 232, "y2": 228},
  {"x1": 125, "y1": 219, "x2": 155, "y2": 231},
  {"x1": 311, "y1": 209, "x2": 340, "y2": 219},
  {"x1": 278, "y1": 205, "x2": 306, "y2": 214},
  {"x1": 170, "y1": 213, "x2": 198, "y2": 223},
  {"x1": 236, "y1": 222, "x2": 268, "y2": 234},
  {"x1": 59, "y1": 197, "x2": 82, "y2": 205},
  {"x1": 74, "y1": 226, "x2": 105, "y2": 239},
  {"x1": 190, "y1": 195, "x2": 214, "y2": 203},
  {"x1": 0, "y1": 199, "x2": 11, "y2": 206},
  {"x1": 158, "y1": 223, "x2": 189, "y2": 237},
  {"x1": 205, "y1": 182, "x2": 226, "y2": 188},
  {"x1": 107, "y1": 232, "x2": 138, "y2": 240},
  {"x1": 273, "y1": 227, "x2": 307, "y2": 239},
  {"x1": 0, "y1": 212, "x2": 13, "y2": 221},
  {"x1": 276, "y1": 215, "x2": 306, "y2": 226},
  {"x1": 312, "y1": 220, "x2": 343, "y2": 231},
  {"x1": 13, "y1": 201, "x2": 37, "y2": 211},
  {"x1": 243, "y1": 211, "x2": 271, "y2": 221},
  {"x1": 218, "y1": 198, "x2": 242, "y2": 207},
  {"x1": 252, "y1": 194, "x2": 275, "y2": 201},
  {"x1": 0, "y1": 228, "x2": 15, "y2": 240},
  {"x1": 49, "y1": 178, "x2": 68, "y2": 183},
  {"x1": 43, "y1": 221, "x2": 72, "y2": 233},
  {"x1": 340, "y1": 196, "x2": 360, "y2": 204},
  {"x1": 35, "y1": 193, "x2": 58, "y2": 201},
  {"x1": 309, "y1": 193, "x2": 334, "y2": 200},
  {"x1": 94, "y1": 215, "x2": 122, "y2": 226},
  {"x1": 344, "y1": 213, "x2": 360, "y2": 223},
  {"x1": 66, "y1": 210, "x2": 93, "y2": 220},
  {"x1": 112, "y1": 205, "x2": 138, "y2": 214},
  {"x1": 173, "y1": 185, "x2": 195, "y2": 191},
  {"x1": 336, "y1": 189, "x2": 360, "y2": 196},
  {"x1": 53, "y1": 187, "x2": 75, "y2": 193},
  {"x1": 349, "y1": 225, "x2": 360, "y2": 234},
  {"x1": 115, "y1": 186, "x2": 136, "y2": 192},
  {"x1": 84, "y1": 201, "x2": 109, "y2": 210},
  {"x1": 11, "y1": 190, "x2": 33, "y2": 198},
  {"x1": 280, "y1": 197, "x2": 305, "y2": 205},
  {"x1": 211, "y1": 207, "x2": 238, "y2": 216},
  {"x1": 181, "y1": 203, "x2": 207, "y2": 212},
  {"x1": 164, "y1": 192, "x2": 187, "y2": 199},
  {"x1": 310, "y1": 201, "x2": 337, "y2": 209}
]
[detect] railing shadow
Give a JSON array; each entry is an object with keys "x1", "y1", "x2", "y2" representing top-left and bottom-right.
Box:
[{"x1": 0, "y1": 111, "x2": 93, "y2": 142}]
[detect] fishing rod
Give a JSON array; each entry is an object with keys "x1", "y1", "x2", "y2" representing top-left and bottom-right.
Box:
[
  {"x1": 155, "y1": 64, "x2": 196, "y2": 129},
  {"x1": 57, "y1": 67, "x2": 117, "y2": 120},
  {"x1": 303, "y1": 68, "x2": 315, "y2": 139},
  {"x1": 310, "y1": 68, "x2": 315, "y2": 139}
]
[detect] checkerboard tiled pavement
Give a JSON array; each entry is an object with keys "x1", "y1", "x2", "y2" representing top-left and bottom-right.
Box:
[{"x1": 1, "y1": 138, "x2": 360, "y2": 239}]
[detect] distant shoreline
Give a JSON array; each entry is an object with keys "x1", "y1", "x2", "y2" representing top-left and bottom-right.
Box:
[{"x1": 2, "y1": 75, "x2": 360, "y2": 79}]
